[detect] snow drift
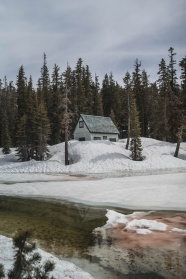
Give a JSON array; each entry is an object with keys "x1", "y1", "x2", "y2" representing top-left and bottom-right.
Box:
[{"x1": 0, "y1": 138, "x2": 186, "y2": 174}]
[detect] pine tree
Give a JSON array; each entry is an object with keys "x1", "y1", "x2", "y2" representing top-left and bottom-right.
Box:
[
  {"x1": 141, "y1": 69, "x2": 150, "y2": 137},
  {"x1": 83, "y1": 65, "x2": 94, "y2": 114},
  {"x1": 7, "y1": 81, "x2": 17, "y2": 146},
  {"x1": 130, "y1": 91, "x2": 143, "y2": 161},
  {"x1": 16, "y1": 66, "x2": 27, "y2": 118},
  {"x1": 0, "y1": 264, "x2": 4, "y2": 279},
  {"x1": 132, "y1": 59, "x2": 147, "y2": 137},
  {"x1": 148, "y1": 82, "x2": 160, "y2": 139},
  {"x1": 39, "y1": 53, "x2": 51, "y2": 111},
  {"x1": 35, "y1": 99, "x2": 51, "y2": 161},
  {"x1": 27, "y1": 76, "x2": 40, "y2": 159},
  {"x1": 101, "y1": 74, "x2": 111, "y2": 116},
  {"x1": 123, "y1": 72, "x2": 132, "y2": 149},
  {"x1": 179, "y1": 55, "x2": 186, "y2": 112},
  {"x1": 62, "y1": 66, "x2": 73, "y2": 165},
  {"x1": 16, "y1": 114, "x2": 29, "y2": 161},
  {"x1": 1, "y1": 112, "x2": 11, "y2": 154},
  {"x1": 50, "y1": 64, "x2": 63, "y2": 144},
  {"x1": 75, "y1": 58, "x2": 86, "y2": 114},
  {"x1": 8, "y1": 231, "x2": 55, "y2": 279},
  {"x1": 168, "y1": 47, "x2": 178, "y2": 93},
  {"x1": 157, "y1": 58, "x2": 171, "y2": 141},
  {"x1": 92, "y1": 75, "x2": 103, "y2": 116}
]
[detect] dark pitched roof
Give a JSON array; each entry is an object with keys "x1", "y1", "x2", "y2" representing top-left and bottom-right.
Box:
[{"x1": 80, "y1": 114, "x2": 119, "y2": 134}]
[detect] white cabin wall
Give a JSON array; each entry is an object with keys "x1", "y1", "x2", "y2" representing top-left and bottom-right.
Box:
[
  {"x1": 73, "y1": 117, "x2": 91, "y2": 141},
  {"x1": 90, "y1": 133, "x2": 118, "y2": 141}
]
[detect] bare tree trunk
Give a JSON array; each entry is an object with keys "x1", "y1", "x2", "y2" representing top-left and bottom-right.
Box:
[
  {"x1": 174, "y1": 126, "x2": 183, "y2": 158},
  {"x1": 65, "y1": 127, "x2": 69, "y2": 165},
  {"x1": 163, "y1": 96, "x2": 167, "y2": 142},
  {"x1": 126, "y1": 89, "x2": 130, "y2": 149}
]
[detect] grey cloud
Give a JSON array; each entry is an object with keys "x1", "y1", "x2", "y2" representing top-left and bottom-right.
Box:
[{"x1": 0, "y1": 0, "x2": 186, "y2": 86}]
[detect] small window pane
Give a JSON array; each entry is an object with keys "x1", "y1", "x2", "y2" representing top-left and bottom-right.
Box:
[
  {"x1": 79, "y1": 121, "x2": 84, "y2": 128},
  {"x1": 109, "y1": 138, "x2": 116, "y2": 142},
  {"x1": 94, "y1": 137, "x2": 101, "y2": 140},
  {"x1": 103, "y1": 136, "x2": 107, "y2": 140}
]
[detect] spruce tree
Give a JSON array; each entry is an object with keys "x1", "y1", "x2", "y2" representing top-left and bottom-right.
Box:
[
  {"x1": 179, "y1": 55, "x2": 186, "y2": 112},
  {"x1": 39, "y1": 53, "x2": 51, "y2": 112},
  {"x1": 62, "y1": 66, "x2": 73, "y2": 165},
  {"x1": 130, "y1": 92, "x2": 143, "y2": 161},
  {"x1": 141, "y1": 69, "x2": 150, "y2": 137},
  {"x1": 123, "y1": 72, "x2": 132, "y2": 149},
  {"x1": 101, "y1": 74, "x2": 111, "y2": 116},
  {"x1": 16, "y1": 114, "x2": 29, "y2": 161},
  {"x1": 1, "y1": 112, "x2": 11, "y2": 154},
  {"x1": 168, "y1": 47, "x2": 178, "y2": 93},
  {"x1": 157, "y1": 58, "x2": 171, "y2": 141},
  {"x1": 75, "y1": 58, "x2": 86, "y2": 114},
  {"x1": 35, "y1": 98, "x2": 51, "y2": 161},
  {"x1": 92, "y1": 75, "x2": 103, "y2": 116},
  {"x1": 132, "y1": 59, "x2": 147, "y2": 137},
  {"x1": 50, "y1": 64, "x2": 63, "y2": 144},
  {"x1": 83, "y1": 65, "x2": 94, "y2": 114},
  {"x1": 0, "y1": 264, "x2": 4, "y2": 279},
  {"x1": 16, "y1": 66, "x2": 27, "y2": 118}
]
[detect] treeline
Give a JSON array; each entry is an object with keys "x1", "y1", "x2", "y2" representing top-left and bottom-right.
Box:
[{"x1": 0, "y1": 47, "x2": 185, "y2": 161}]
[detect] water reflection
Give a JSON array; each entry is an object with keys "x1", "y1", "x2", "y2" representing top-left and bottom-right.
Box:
[
  {"x1": 91, "y1": 227, "x2": 186, "y2": 279},
  {"x1": 0, "y1": 196, "x2": 185, "y2": 279}
]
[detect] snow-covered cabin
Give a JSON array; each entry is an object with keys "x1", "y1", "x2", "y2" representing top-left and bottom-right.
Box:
[{"x1": 73, "y1": 114, "x2": 119, "y2": 142}]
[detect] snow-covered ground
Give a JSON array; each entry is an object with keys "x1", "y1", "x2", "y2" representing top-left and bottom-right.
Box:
[
  {"x1": 0, "y1": 138, "x2": 186, "y2": 279},
  {"x1": 0, "y1": 138, "x2": 185, "y2": 211},
  {"x1": 0, "y1": 138, "x2": 186, "y2": 174}
]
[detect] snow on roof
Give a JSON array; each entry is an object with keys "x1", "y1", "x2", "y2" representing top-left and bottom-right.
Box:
[{"x1": 80, "y1": 114, "x2": 119, "y2": 134}]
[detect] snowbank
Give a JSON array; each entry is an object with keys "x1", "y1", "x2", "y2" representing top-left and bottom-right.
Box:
[
  {"x1": 0, "y1": 235, "x2": 94, "y2": 279},
  {"x1": 96, "y1": 210, "x2": 185, "y2": 236},
  {"x1": 0, "y1": 138, "x2": 186, "y2": 174}
]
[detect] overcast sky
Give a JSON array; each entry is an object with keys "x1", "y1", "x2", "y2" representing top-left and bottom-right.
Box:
[{"x1": 0, "y1": 0, "x2": 185, "y2": 87}]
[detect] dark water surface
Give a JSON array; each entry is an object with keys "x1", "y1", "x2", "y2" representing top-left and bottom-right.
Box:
[{"x1": 0, "y1": 196, "x2": 185, "y2": 279}]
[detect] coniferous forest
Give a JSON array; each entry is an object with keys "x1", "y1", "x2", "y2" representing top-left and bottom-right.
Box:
[{"x1": 0, "y1": 47, "x2": 185, "y2": 161}]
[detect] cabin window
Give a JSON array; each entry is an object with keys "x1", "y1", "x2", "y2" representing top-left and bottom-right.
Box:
[
  {"x1": 94, "y1": 137, "x2": 101, "y2": 140},
  {"x1": 79, "y1": 121, "x2": 84, "y2": 128},
  {"x1": 79, "y1": 137, "x2": 85, "y2": 141},
  {"x1": 103, "y1": 136, "x2": 107, "y2": 140},
  {"x1": 109, "y1": 138, "x2": 116, "y2": 142}
]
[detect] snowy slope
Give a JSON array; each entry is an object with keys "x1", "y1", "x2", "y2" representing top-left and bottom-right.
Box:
[
  {"x1": 0, "y1": 235, "x2": 94, "y2": 279},
  {"x1": 0, "y1": 138, "x2": 186, "y2": 174}
]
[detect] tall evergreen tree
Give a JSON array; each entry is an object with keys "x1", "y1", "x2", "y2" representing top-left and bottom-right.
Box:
[
  {"x1": 1, "y1": 112, "x2": 11, "y2": 154},
  {"x1": 83, "y1": 65, "x2": 94, "y2": 114},
  {"x1": 130, "y1": 92, "x2": 143, "y2": 161},
  {"x1": 141, "y1": 69, "x2": 150, "y2": 137},
  {"x1": 16, "y1": 114, "x2": 29, "y2": 161},
  {"x1": 39, "y1": 53, "x2": 51, "y2": 112},
  {"x1": 62, "y1": 66, "x2": 73, "y2": 165},
  {"x1": 92, "y1": 75, "x2": 103, "y2": 116},
  {"x1": 35, "y1": 97, "x2": 51, "y2": 161},
  {"x1": 123, "y1": 72, "x2": 132, "y2": 149},
  {"x1": 157, "y1": 58, "x2": 171, "y2": 141},
  {"x1": 132, "y1": 60, "x2": 150, "y2": 137},
  {"x1": 0, "y1": 264, "x2": 4, "y2": 279},
  {"x1": 50, "y1": 64, "x2": 63, "y2": 144},
  {"x1": 75, "y1": 58, "x2": 86, "y2": 113},
  {"x1": 179, "y1": 55, "x2": 186, "y2": 112},
  {"x1": 168, "y1": 47, "x2": 178, "y2": 93},
  {"x1": 16, "y1": 65, "x2": 27, "y2": 118}
]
